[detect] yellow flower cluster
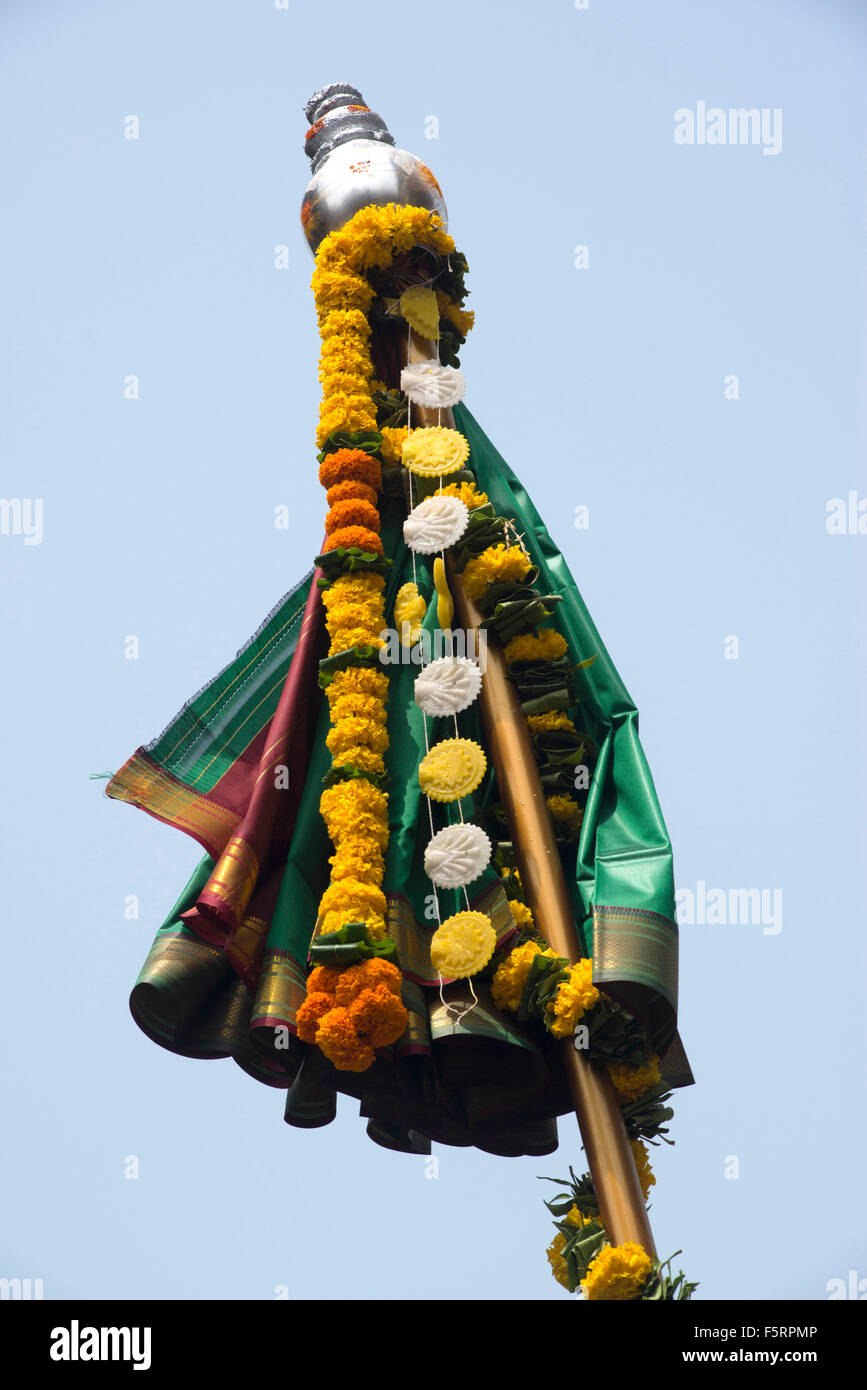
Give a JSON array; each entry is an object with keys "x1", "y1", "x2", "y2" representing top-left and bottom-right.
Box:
[
  {"x1": 508, "y1": 900, "x2": 535, "y2": 932},
  {"x1": 546, "y1": 794, "x2": 583, "y2": 832},
  {"x1": 311, "y1": 264, "x2": 376, "y2": 324},
  {"x1": 438, "y1": 480, "x2": 489, "y2": 510},
  {"x1": 580, "y1": 1241, "x2": 652, "y2": 1301},
  {"x1": 491, "y1": 941, "x2": 540, "y2": 1011},
  {"x1": 318, "y1": 644, "x2": 390, "y2": 891},
  {"x1": 380, "y1": 427, "x2": 408, "y2": 467},
  {"x1": 546, "y1": 1231, "x2": 570, "y2": 1290},
  {"x1": 503, "y1": 628, "x2": 568, "y2": 663},
  {"x1": 460, "y1": 543, "x2": 532, "y2": 601},
  {"x1": 317, "y1": 392, "x2": 378, "y2": 449},
  {"x1": 322, "y1": 573, "x2": 386, "y2": 657},
  {"x1": 545, "y1": 957, "x2": 600, "y2": 1038},
  {"x1": 436, "y1": 289, "x2": 475, "y2": 338},
  {"x1": 325, "y1": 667, "x2": 389, "y2": 703},
  {"x1": 546, "y1": 1206, "x2": 597, "y2": 1291},
  {"x1": 608, "y1": 1054, "x2": 662, "y2": 1103},
  {"x1": 630, "y1": 1139, "x2": 656, "y2": 1203},
  {"x1": 315, "y1": 296, "x2": 376, "y2": 448},
  {"x1": 318, "y1": 203, "x2": 454, "y2": 275},
  {"x1": 526, "y1": 710, "x2": 576, "y2": 734},
  {"x1": 490, "y1": 941, "x2": 560, "y2": 1012}
]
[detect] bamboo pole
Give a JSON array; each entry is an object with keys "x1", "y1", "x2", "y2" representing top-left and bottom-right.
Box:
[{"x1": 405, "y1": 329, "x2": 656, "y2": 1255}]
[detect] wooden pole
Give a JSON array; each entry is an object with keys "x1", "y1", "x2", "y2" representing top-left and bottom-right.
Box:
[{"x1": 406, "y1": 329, "x2": 656, "y2": 1255}]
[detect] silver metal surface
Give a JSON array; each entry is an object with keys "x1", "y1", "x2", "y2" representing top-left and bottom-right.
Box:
[{"x1": 301, "y1": 87, "x2": 448, "y2": 254}]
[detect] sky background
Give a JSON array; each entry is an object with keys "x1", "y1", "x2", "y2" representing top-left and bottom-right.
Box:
[{"x1": 1, "y1": 0, "x2": 865, "y2": 1301}]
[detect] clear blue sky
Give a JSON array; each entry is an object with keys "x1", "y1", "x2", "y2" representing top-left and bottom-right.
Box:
[{"x1": 1, "y1": 0, "x2": 864, "y2": 1300}]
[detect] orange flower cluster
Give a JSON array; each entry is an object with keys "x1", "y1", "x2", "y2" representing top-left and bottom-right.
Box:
[
  {"x1": 296, "y1": 958, "x2": 408, "y2": 1072},
  {"x1": 318, "y1": 450, "x2": 382, "y2": 492}
]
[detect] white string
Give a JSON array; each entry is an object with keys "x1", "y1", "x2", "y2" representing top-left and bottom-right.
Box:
[{"x1": 437, "y1": 973, "x2": 479, "y2": 1030}]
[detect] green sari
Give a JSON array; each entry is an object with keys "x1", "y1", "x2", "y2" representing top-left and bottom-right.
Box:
[{"x1": 107, "y1": 402, "x2": 691, "y2": 1157}]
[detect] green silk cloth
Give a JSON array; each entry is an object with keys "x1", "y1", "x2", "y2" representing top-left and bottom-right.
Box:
[{"x1": 108, "y1": 402, "x2": 691, "y2": 1159}]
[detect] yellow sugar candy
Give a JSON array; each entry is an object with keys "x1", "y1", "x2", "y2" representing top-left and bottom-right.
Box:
[
  {"x1": 433, "y1": 558, "x2": 454, "y2": 629},
  {"x1": 394, "y1": 582, "x2": 427, "y2": 647},
  {"x1": 430, "y1": 911, "x2": 496, "y2": 979},
  {"x1": 402, "y1": 426, "x2": 470, "y2": 478},
  {"x1": 419, "y1": 737, "x2": 486, "y2": 802},
  {"x1": 399, "y1": 285, "x2": 440, "y2": 341}
]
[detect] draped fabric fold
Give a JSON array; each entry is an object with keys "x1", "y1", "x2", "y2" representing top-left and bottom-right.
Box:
[{"x1": 107, "y1": 403, "x2": 691, "y2": 1159}]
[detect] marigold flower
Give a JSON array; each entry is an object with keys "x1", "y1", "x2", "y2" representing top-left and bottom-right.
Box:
[
  {"x1": 328, "y1": 838, "x2": 386, "y2": 883},
  {"x1": 564, "y1": 1204, "x2": 595, "y2": 1228},
  {"x1": 318, "y1": 338, "x2": 373, "y2": 379},
  {"x1": 580, "y1": 1242, "x2": 652, "y2": 1302},
  {"x1": 546, "y1": 794, "x2": 583, "y2": 831},
  {"x1": 326, "y1": 717, "x2": 389, "y2": 757},
  {"x1": 491, "y1": 940, "x2": 542, "y2": 1012},
  {"x1": 331, "y1": 747, "x2": 386, "y2": 779},
  {"x1": 380, "y1": 427, "x2": 408, "y2": 466},
  {"x1": 526, "y1": 710, "x2": 576, "y2": 734},
  {"x1": 325, "y1": 480, "x2": 378, "y2": 510},
  {"x1": 322, "y1": 526, "x2": 384, "y2": 556},
  {"x1": 327, "y1": 690, "x2": 387, "y2": 723},
  {"x1": 461, "y1": 544, "x2": 532, "y2": 601},
  {"x1": 316, "y1": 395, "x2": 378, "y2": 447},
  {"x1": 296, "y1": 991, "x2": 336, "y2": 1044},
  {"x1": 317, "y1": 308, "x2": 371, "y2": 342},
  {"x1": 312, "y1": 265, "x2": 375, "y2": 318},
  {"x1": 327, "y1": 630, "x2": 384, "y2": 657},
  {"x1": 319, "y1": 371, "x2": 373, "y2": 402},
  {"x1": 630, "y1": 1139, "x2": 656, "y2": 1203},
  {"x1": 319, "y1": 909, "x2": 387, "y2": 941},
  {"x1": 324, "y1": 604, "x2": 385, "y2": 648},
  {"x1": 322, "y1": 590, "x2": 384, "y2": 622},
  {"x1": 546, "y1": 958, "x2": 599, "y2": 1038},
  {"x1": 437, "y1": 480, "x2": 489, "y2": 510},
  {"x1": 325, "y1": 498, "x2": 381, "y2": 536},
  {"x1": 504, "y1": 628, "x2": 569, "y2": 663},
  {"x1": 325, "y1": 666, "x2": 389, "y2": 702},
  {"x1": 318, "y1": 450, "x2": 382, "y2": 492},
  {"x1": 435, "y1": 289, "x2": 475, "y2": 338},
  {"x1": 333, "y1": 957, "x2": 403, "y2": 1005},
  {"x1": 318, "y1": 878, "x2": 387, "y2": 922},
  {"x1": 319, "y1": 780, "x2": 389, "y2": 847},
  {"x1": 546, "y1": 1232, "x2": 570, "y2": 1290},
  {"x1": 607, "y1": 1054, "x2": 662, "y2": 1103},
  {"x1": 306, "y1": 965, "x2": 342, "y2": 997},
  {"x1": 314, "y1": 1006, "x2": 376, "y2": 1072},
  {"x1": 348, "y1": 984, "x2": 408, "y2": 1047},
  {"x1": 509, "y1": 900, "x2": 535, "y2": 931},
  {"x1": 323, "y1": 571, "x2": 385, "y2": 604}
]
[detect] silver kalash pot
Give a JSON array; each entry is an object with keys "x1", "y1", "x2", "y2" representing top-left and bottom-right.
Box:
[{"x1": 300, "y1": 83, "x2": 448, "y2": 253}]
